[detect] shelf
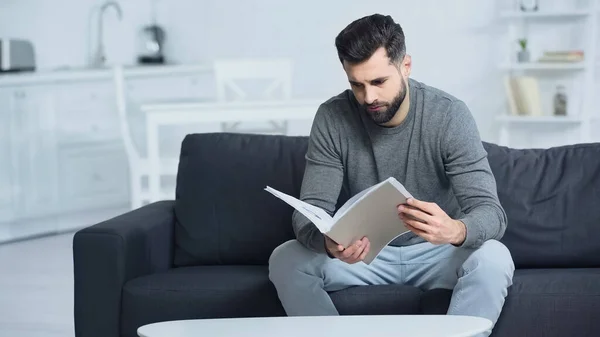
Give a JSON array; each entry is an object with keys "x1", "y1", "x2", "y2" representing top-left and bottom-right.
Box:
[
  {"x1": 500, "y1": 9, "x2": 591, "y2": 19},
  {"x1": 496, "y1": 115, "x2": 584, "y2": 123},
  {"x1": 500, "y1": 62, "x2": 586, "y2": 71}
]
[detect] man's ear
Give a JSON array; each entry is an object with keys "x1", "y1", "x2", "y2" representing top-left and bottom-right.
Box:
[{"x1": 402, "y1": 54, "x2": 412, "y2": 77}]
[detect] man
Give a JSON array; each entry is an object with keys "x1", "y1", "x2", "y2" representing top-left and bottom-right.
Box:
[{"x1": 268, "y1": 13, "x2": 514, "y2": 337}]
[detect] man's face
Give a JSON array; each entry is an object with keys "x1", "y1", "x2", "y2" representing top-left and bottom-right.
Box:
[{"x1": 343, "y1": 47, "x2": 411, "y2": 125}]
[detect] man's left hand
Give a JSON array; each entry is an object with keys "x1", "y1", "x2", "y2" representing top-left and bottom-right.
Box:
[{"x1": 397, "y1": 198, "x2": 466, "y2": 245}]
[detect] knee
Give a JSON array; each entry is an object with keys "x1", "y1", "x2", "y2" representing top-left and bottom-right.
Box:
[
  {"x1": 463, "y1": 240, "x2": 515, "y2": 280},
  {"x1": 268, "y1": 240, "x2": 316, "y2": 282}
]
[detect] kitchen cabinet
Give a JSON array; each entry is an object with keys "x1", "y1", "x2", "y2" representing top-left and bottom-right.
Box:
[
  {"x1": 9, "y1": 85, "x2": 59, "y2": 219},
  {"x1": 0, "y1": 89, "x2": 15, "y2": 224},
  {"x1": 53, "y1": 80, "x2": 120, "y2": 145},
  {"x1": 57, "y1": 141, "x2": 129, "y2": 214},
  {"x1": 0, "y1": 63, "x2": 214, "y2": 242},
  {"x1": 5, "y1": 82, "x2": 127, "y2": 221}
]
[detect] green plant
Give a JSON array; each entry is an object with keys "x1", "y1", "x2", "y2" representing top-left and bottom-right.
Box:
[{"x1": 518, "y1": 38, "x2": 527, "y2": 50}]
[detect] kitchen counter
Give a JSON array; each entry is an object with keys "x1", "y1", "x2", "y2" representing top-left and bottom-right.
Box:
[
  {"x1": 0, "y1": 62, "x2": 213, "y2": 87},
  {"x1": 0, "y1": 61, "x2": 218, "y2": 243}
]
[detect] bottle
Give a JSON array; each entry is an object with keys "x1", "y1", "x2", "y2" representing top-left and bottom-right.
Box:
[{"x1": 553, "y1": 85, "x2": 567, "y2": 116}]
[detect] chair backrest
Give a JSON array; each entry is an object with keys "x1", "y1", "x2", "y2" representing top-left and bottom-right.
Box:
[
  {"x1": 113, "y1": 65, "x2": 142, "y2": 163},
  {"x1": 213, "y1": 58, "x2": 294, "y2": 135},
  {"x1": 214, "y1": 58, "x2": 292, "y2": 101}
]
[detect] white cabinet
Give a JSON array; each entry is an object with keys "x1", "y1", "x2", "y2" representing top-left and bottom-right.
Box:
[
  {"x1": 0, "y1": 81, "x2": 131, "y2": 224},
  {"x1": 9, "y1": 86, "x2": 59, "y2": 219},
  {"x1": 0, "y1": 64, "x2": 214, "y2": 241},
  {"x1": 53, "y1": 81, "x2": 120, "y2": 145},
  {"x1": 0, "y1": 81, "x2": 129, "y2": 228},
  {"x1": 57, "y1": 142, "x2": 129, "y2": 213},
  {"x1": 0, "y1": 89, "x2": 15, "y2": 223}
]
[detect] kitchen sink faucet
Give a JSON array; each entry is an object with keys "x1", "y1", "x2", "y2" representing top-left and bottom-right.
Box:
[{"x1": 90, "y1": 1, "x2": 123, "y2": 68}]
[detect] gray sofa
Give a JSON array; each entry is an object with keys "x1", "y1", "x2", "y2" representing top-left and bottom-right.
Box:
[{"x1": 73, "y1": 132, "x2": 600, "y2": 337}]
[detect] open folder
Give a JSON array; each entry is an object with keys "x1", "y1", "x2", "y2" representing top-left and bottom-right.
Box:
[{"x1": 265, "y1": 177, "x2": 413, "y2": 264}]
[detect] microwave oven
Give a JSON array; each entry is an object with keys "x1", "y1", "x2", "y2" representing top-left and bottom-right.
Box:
[{"x1": 0, "y1": 39, "x2": 36, "y2": 73}]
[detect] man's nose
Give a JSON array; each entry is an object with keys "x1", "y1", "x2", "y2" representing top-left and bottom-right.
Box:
[{"x1": 364, "y1": 87, "x2": 377, "y2": 105}]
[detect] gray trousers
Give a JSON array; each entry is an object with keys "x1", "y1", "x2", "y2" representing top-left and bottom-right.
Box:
[{"x1": 268, "y1": 239, "x2": 514, "y2": 337}]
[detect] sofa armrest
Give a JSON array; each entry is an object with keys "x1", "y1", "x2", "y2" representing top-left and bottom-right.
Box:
[{"x1": 73, "y1": 200, "x2": 175, "y2": 337}]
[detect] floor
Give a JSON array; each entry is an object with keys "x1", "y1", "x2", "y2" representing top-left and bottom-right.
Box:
[{"x1": 0, "y1": 232, "x2": 75, "y2": 337}]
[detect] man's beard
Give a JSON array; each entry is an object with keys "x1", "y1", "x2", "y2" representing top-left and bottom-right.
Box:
[{"x1": 362, "y1": 82, "x2": 407, "y2": 125}]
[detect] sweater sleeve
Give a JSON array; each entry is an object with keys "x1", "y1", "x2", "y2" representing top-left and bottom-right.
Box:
[
  {"x1": 292, "y1": 103, "x2": 345, "y2": 254},
  {"x1": 441, "y1": 100, "x2": 507, "y2": 249}
]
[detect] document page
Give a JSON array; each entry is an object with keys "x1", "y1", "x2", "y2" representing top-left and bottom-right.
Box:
[
  {"x1": 264, "y1": 187, "x2": 333, "y2": 232},
  {"x1": 326, "y1": 180, "x2": 412, "y2": 264}
]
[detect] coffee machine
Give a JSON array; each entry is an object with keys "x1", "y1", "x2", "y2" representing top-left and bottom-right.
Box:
[{"x1": 136, "y1": 24, "x2": 166, "y2": 64}]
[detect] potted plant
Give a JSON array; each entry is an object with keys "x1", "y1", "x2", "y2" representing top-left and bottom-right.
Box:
[{"x1": 517, "y1": 38, "x2": 530, "y2": 63}]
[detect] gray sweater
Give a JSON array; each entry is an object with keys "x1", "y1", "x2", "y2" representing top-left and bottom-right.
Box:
[{"x1": 293, "y1": 78, "x2": 507, "y2": 254}]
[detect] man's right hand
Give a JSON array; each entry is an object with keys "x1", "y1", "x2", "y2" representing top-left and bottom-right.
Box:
[{"x1": 325, "y1": 235, "x2": 370, "y2": 264}]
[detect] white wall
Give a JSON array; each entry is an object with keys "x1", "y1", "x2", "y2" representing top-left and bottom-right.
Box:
[{"x1": 0, "y1": 0, "x2": 510, "y2": 142}]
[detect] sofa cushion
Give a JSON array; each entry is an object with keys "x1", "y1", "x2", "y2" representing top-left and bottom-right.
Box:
[
  {"x1": 495, "y1": 268, "x2": 600, "y2": 337},
  {"x1": 420, "y1": 268, "x2": 600, "y2": 337},
  {"x1": 484, "y1": 142, "x2": 600, "y2": 268},
  {"x1": 173, "y1": 133, "x2": 307, "y2": 266},
  {"x1": 121, "y1": 265, "x2": 424, "y2": 337},
  {"x1": 330, "y1": 284, "x2": 422, "y2": 315},
  {"x1": 121, "y1": 266, "x2": 286, "y2": 337}
]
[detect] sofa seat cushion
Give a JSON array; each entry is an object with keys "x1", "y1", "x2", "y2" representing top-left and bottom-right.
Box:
[
  {"x1": 121, "y1": 265, "x2": 424, "y2": 337},
  {"x1": 420, "y1": 268, "x2": 600, "y2": 337},
  {"x1": 505, "y1": 268, "x2": 600, "y2": 296},
  {"x1": 121, "y1": 265, "x2": 285, "y2": 337},
  {"x1": 330, "y1": 284, "x2": 423, "y2": 315}
]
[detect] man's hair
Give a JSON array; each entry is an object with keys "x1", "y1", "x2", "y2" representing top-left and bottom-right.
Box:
[{"x1": 335, "y1": 14, "x2": 406, "y2": 66}]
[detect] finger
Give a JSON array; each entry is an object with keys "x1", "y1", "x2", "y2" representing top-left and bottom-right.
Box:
[
  {"x1": 407, "y1": 226, "x2": 435, "y2": 244},
  {"x1": 398, "y1": 205, "x2": 432, "y2": 223},
  {"x1": 405, "y1": 222, "x2": 429, "y2": 239},
  {"x1": 340, "y1": 240, "x2": 361, "y2": 259},
  {"x1": 400, "y1": 214, "x2": 432, "y2": 233},
  {"x1": 344, "y1": 239, "x2": 367, "y2": 262},
  {"x1": 406, "y1": 198, "x2": 439, "y2": 215},
  {"x1": 402, "y1": 219, "x2": 440, "y2": 245},
  {"x1": 399, "y1": 204, "x2": 420, "y2": 211},
  {"x1": 359, "y1": 241, "x2": 370, "y2": 261},
  {"x1": 345, "y1": 239, "x2": 371, "y2": 264},
  {"x1": 350, "y1": 241, "x2": 366, "y2": 260}
]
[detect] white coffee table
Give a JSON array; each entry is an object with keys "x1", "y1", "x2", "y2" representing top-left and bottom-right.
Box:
[{"x1": 138, "y1": 315, "x2": 493, "y2": 337}]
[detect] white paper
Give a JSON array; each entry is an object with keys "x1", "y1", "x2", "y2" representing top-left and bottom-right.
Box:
[
  {"x1": 264, "y1": 187, "x2": 333, "y2": 232},
  {"x1": 265, "y1": 177, "x2": 414, "y2": 265}
]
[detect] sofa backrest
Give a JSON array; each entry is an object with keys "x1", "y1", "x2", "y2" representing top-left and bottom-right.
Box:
[
  {"x1": 173, "y1": 133, "x2": 304, "y2": 266},
  {"x1": 173, "y1": 132, "x2": 600, "y2": 268},
  {"x1": 484, "y1": 142, "x2": 600, "y2": 268}
]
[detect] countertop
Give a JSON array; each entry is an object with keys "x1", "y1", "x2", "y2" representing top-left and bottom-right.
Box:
[
  {"x1": 0, "y1": 63, "x2": 213, "y2": 87},
  {"x1": 140, "y1": 98, "x2": 324, "y2": 112}
]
